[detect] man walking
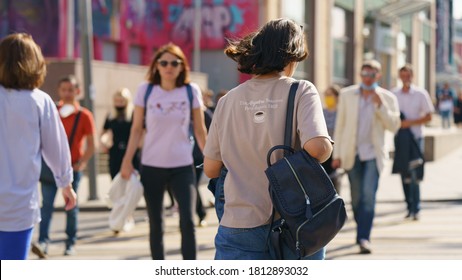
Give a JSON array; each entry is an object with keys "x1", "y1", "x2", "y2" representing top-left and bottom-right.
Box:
[
  {"x1": 332, "y1": 60, "x2": 401, "y2": 254},
  {"x1": 391, "y1": 64, "x2": 434, "y2": 220},
  {"x1": 32, "y1": 75, "x2": 96, "y2": 258}
]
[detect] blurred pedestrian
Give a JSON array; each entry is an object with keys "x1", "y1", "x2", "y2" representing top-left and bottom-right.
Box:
[
  {"x1": 32, "y1": 75, "x2": 96, "y2": 257},
  {"x1": 192, "y1": 88, "x2": 214, "y2": 227},
  {"x1": 321, "y1": 85, "x2": 343, "y2": 194},
  {"x1": 0, "y1": 33, "x2": 76, "y2": 260},
  {"x1": 391, "y1": 64, "x2": 434, "y2": 221},
  {"x1": 454, "y1": 89, "x2": 462, "y2": 128},
  {"x1": 100, "y1": 88, "x2": 140, "y2": 179},
  {"x1": 332, "y1": 60, "x2": 401, "y2": 254},
  {"x1": 204, "y1": 18, "x2": 333, "y2": 260},
  {"x1": 120, "y1": 43, "x2": 207, "y2": 260},
  {"x1": 437, "y1": 83, "x2": 455, "y2": 129}
]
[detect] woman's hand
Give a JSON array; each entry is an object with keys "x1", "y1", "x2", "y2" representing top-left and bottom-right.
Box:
[
  {"x1": 120, "y1": 158, "x2": 134, "y2": 180},
  {"x1": 331, "y1": 159, "x2": 342, "y2": 169}
]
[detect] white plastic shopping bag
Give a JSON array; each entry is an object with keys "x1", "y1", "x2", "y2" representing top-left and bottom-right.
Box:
[{"x1": 107, "y1": 172, "x2": 143, "y2": 232}]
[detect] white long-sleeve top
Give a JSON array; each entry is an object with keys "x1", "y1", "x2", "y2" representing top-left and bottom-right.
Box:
[{"x1": 0, "y1": 86, "x2": 73, "y2": 231}]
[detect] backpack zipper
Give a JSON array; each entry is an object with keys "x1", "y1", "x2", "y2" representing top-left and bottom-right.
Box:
[
  {"x1": 283, "y1": 157, "x2": 311, "y2": 206},
  {"x1": 295, "y1": 195, "x2": 340, "y2": 251}
]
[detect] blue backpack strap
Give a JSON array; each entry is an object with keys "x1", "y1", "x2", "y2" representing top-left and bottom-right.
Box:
[
  {"x1": 143, "y1": 83, "x2": 154, "y2": 129},
  {"x1": 186, "y1": 84, "x2": 195, "y2": 141},
  {"x1": 186, "y1": 83, "x2": 193, "y2": 117}
]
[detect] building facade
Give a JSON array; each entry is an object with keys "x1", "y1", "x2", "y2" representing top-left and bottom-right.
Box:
[{"x1": 1, "y1": 0, "x2": 440, "y2": 100}]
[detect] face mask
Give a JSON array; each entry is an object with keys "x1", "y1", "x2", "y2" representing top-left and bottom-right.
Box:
[
  {"x1": 360, "y1": 82, "x2": 378, "y2": 91},
  {"x1": 325, "y1": 96, "x2": 336, "y2": 109},
  {"x1": 115, "y1": 106, "x2": 126, "y2": 113},
  {"x1": 59, "y1": 104, "x2": 75, "y2": 118}
]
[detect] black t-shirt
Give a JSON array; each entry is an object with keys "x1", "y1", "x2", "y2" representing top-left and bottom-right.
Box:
[{"x1": 103, "y1": 115, "x2": 132, "y2": 152}]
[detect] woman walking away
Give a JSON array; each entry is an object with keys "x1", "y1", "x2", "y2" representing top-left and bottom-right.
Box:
[
  {"x1": 203, "y1": 18, "x2": 333, "y2": 260},
  {"x1": 0, "y1": 33, "x2": 76, "y2": 260}
]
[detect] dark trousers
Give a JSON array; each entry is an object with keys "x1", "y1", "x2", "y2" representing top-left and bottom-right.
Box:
[
  {"x1": 194, "y1": 165, "x2": 207, "y2": 220},
  {"x1": 140, "y1": 165, "x2": 197, "y2": 260}
]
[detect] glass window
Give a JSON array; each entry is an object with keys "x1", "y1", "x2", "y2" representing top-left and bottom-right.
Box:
[
  {"x1": 281, "y1": 0, "x2": 305, "y2": 23},
  {"x1": 129, "y1": 45, "x2": 142, "y2": 65},
  {"x1": 333, "y1": 39, "x2": 347, "y2": 81},
  {"x1": 332, "y1": 7, "x2": 348, "y2": 84},
  {"x1": 102, "y1": 41, "x2": 117, "y2": 62}
]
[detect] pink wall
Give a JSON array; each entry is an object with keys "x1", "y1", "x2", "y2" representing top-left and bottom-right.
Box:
[{"x1": 90, "y1": 0, "x2": 259, "y2": 65}]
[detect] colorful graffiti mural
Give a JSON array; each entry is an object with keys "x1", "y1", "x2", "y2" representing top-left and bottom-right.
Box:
[
  {"x1": 0, "y1": 0, "x2": 61, "y2": 57},
  {"x1": 1, "y1": 0, "x2": 258, "y2": 64},
  {"x1": 94, "y1": 0, "x2": 258, "y2": 49}
]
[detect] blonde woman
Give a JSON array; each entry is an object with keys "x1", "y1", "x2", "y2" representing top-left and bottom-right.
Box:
[{"x1": 101, "y1": 88, "x2": 139, "y2": 179}]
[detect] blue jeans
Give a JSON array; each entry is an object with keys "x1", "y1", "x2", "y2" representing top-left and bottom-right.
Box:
[
  {"x1": 215, "y1": 222, "x2": 325, "y2": 260},
  {"x1": 39, "y1": 171, "x2": 81, "y2": 247},
  {"x1": 347, "y1": 156, "x2": 379, "y2": 243},
  {"x1": 440, "y1": 110, "x2": 451, "y2": 128},
  {"x1": 207, "y1": 167, "x2": 227, "y2": 222},
  {"x1": 0, "y1": 228, "x2": 33, "y2": 260}
]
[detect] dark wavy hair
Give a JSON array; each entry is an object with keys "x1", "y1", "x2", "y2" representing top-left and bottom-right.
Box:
[
  {"x1": 0, "y1": 33, "x2": 46, "y2": 90},
  {"x1": 224, "y1": 18, "x2": 308, "y2": 75},
  {"x1": 146, "y1": 43, "x2": 190, "y2": 87}
]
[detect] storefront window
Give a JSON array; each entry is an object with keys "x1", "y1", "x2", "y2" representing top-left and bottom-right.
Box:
[
  {"x1": 102, "y1": 41, "x2": 117, "y2": 62},
  {"x1": 129, "y1": 45, "x2": 142, "y2": 65},
  {"x1": 281, "y1": 0, "x2": 306, "y2": 78},
  {"x1": 332, "y1": 6, "x2": 348, "y2": 84}
]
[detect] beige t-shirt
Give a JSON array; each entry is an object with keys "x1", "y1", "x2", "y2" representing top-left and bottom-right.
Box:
[{"x1": 203, "y1": 76, "x2": 331, "y2": 228}]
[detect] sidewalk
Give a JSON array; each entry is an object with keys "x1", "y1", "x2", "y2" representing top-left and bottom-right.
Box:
[
  {"x1": 61, "y1": 139, "x2": 462, "y2": 211},
  {"x1": 32, "y1": 142, "x2": 462, "y2": 260}
]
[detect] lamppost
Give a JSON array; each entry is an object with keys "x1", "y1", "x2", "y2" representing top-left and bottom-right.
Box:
[
  {"x1": 193, "y1": 0, "x2": 202, "y2": 72},
  {"x1": 78, "y1": 0, "x2": 98, "y2": 200}
]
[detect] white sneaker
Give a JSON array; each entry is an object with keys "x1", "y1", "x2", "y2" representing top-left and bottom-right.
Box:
[
  {"x1": 359, "y1": 239, "x2": 372, "y2": 254},
  {"x1": 31, "y1": 242, "x2": 48, "y2": 259}
]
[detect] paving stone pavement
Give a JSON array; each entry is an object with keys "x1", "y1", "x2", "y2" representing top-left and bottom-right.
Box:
[{"x1": 28, "y1": 145, "x2": 462, "y2": 260}]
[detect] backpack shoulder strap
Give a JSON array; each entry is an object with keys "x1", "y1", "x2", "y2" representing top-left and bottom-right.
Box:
[
  {"x1": 186, "y1": 83, "x2": 193, "y2": 118},
  {"x1": 68, "y1": 110, "x2": 81, "y2": 147},
  {"x1": 143, "y1": 83, "x2": 154, "y2": 128},
  {"x1": 284, "y1": 82, "x2": 300, "y2": 156},
  {"x1": 144, "y1": 83, "x2": 154, "y2": 110}
]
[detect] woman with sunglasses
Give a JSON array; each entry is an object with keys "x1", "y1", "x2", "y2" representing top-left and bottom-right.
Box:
[
  {"x1": 203, "y1": 19, "x2": 333, "y2": 260},
  {"x1": 120, "y1": 43, "x2": 207, "y2": 260}
]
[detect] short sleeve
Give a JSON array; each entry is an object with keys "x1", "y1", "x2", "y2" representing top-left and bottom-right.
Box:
[
  {"x1": 103, "y1": 114, "x2": 111, "y2": 130},
  {"x1": 81, "y1": 109, "x2": 96, "y2": 136},
  {"x1": 296, "y1": 81, "x2": 332, "y2": 146},
  {"x1": 203, "y1": 102, "x2": 222, "y2": 161},
  {"x1": 421, "y1": 90, "x2": 435, "y2": 114},
  {"x1": 134, "y1": 83, "x2": 150, "y2": 108},
  {"x1": 190, "y1": 83, "x2": 204, "y2": 109}
]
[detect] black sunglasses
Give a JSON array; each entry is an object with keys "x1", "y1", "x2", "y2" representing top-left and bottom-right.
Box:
[{"x1": 158, "y1": 59, "x2": 182, "y2": 68}]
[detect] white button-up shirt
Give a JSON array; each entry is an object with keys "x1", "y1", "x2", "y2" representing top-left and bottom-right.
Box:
[
  {"x1": 0, "y1": 86, "x2": 73, "y2": 231},
  {"x1": 391, "y1": 85, "x2": 434, "y2": 139}
]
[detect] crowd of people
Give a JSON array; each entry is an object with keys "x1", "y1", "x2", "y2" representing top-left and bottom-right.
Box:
[{"x1": 1, "y1": 17, "x2": 462, "y2": 260}]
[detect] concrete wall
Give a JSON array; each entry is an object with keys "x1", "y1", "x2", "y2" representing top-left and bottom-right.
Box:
[{"x1": 424, "y1": 129, "x2": 462, "y2": 162}]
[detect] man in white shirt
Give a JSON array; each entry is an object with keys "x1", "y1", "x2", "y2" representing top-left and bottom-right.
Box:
[{"x1": 391, "y1": 64, "x2": 434, "y2": 221}]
